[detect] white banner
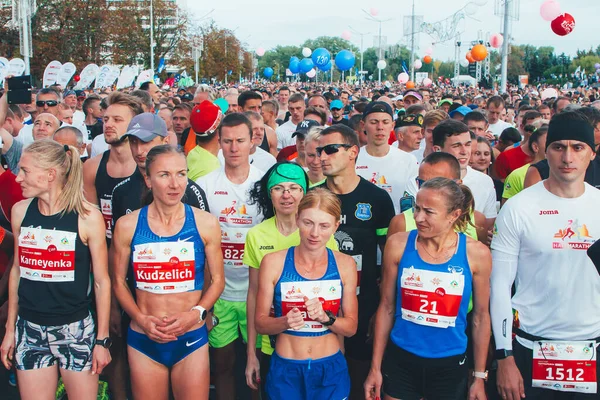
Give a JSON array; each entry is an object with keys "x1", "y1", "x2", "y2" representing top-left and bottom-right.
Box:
[
  {"x1": 95, "y1": 64, "x2": 112, "y2": 89},
  {"x1": 105, "y1": 65, "x2": 120, "y2": 87},
  {"x1": 55, "y1": 62, "x2": 77, "y2": 87},
  {"x1": 116, "y1": 65, "x2": 133, "y2": 89},
  {"x1": 135, "y1": 69, "x2": 153, "y2": 88},
  {"x1": 74, "y1": 64, "x2": 99, "y2": 90},
  {"x1": 8, "y1": 58, "x2": 25, "y2": 76},
  {"x1": 415, "y1": 72, "x2": 429, "y2": 85},
  {"x1": 43, "y1": 60, "x2": 62, "y2": 87},
  {"x1": 0, "y1": 57, "x2": 9, "y2": 83}
]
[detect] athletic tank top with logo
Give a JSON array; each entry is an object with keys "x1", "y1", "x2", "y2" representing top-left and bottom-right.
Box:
[
  {"x1": 131, "y1": 205, "x2": 205, "y2": 294},
  {"x1": 94, "y1": 150, "x2": 131, "y2": 242},
  {"x1": 18, "y1": 198, "x2": 92, "y2": 326},
  {"x1": 391, "y1": 230, "x2": 473, "y2": 358},
  {"x1": 273, "y1": 247, "x2": 342, "y2": 337}
]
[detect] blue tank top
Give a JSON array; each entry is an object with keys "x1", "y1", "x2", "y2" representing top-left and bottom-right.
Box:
[
  {"x1": 391, "y1": 230, "x2": 472, "y2": 358},
  {"x1": 274, "y1": 247, "x2": 343, "y2": 337},
  {"x1": 131, "y1": 205, "x2": 205, "y2": 294}
]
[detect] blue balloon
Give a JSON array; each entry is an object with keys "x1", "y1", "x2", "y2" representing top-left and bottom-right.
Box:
[
  {"x1": 318, "y1": 60, "x2": 332, "y2": 72},
  {"x1": 311, "y1": 48, "x2": 331, "y2": 67},
  {"x1": 299, "y1": 58, "x2": 314, "y2": 74},
  {"x1": 289, "y1": 59, "x2": 300, "y2": 74},
  {"x1": 335, "y1": 50, "x2": 356, "y2": 71},
  {"x1": 263, "y1": 67, "x2": 274, "y2": 78}
]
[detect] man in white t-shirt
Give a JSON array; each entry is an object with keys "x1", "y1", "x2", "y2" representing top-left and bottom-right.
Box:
[
  {"x1": 433, "y1": 119, "x2": 497, "y2": 231},
  {"x1": 216, "y1": 111, "x2": 275, "y2": 173},
  {"x1": 355, "y1": 101, "x2": 418, "y2": 214},
  {"x1": 486, "y1": 95, "x2": 513, "y2": 138},
  {"x1": 276, "y1": 93, "x2": 305, "y2": 150},
  {"x1": 491, "y1": 110, "x2": 600, "y2": 400},
  {"x1": 394, "y1": 113, "x2": 424, "y2": 163},
  {"x1": 196, "y1": 113, "x2": 263, "y2": 400}
]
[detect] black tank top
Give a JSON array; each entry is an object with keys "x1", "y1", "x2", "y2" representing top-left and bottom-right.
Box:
[
  {"x1": 18, "y1": 198, "x2": 92, "y2": 325},
  {"x1": 259, "y1": 128, "x2": 270, "y2": 152},
  {"x1": 94, "y1": 150, "x2": 130, "y2": 242}
]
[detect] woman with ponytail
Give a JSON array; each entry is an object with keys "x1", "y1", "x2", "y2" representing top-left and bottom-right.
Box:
[
  {"x1": 365, "y1": 177, "x2": 492, "y2": 400},
  {"x1": 0, "y1": 140, "x2": 112, "y2": 400}
]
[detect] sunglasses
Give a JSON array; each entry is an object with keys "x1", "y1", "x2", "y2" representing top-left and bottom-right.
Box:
[
  {"x1": 316, "y1": 143, "x2": 352, "y2": 156},
  {"x1": 36, "y1": 100, "x2": 59, "y2": 107},
  {"x1": 331, "y1": 108, "x2": 342, "y2": 111},
  {"x1": 416, "y1": 177, "x2": 426, "y2": 188}
]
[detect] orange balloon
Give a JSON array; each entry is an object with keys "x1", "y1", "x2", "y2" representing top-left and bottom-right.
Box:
[
  {"x1": 471, "y1": 44, "x2": 488, "y2": 62},
  {"x1": 406, "y1": 81, "x2": 415, "y2": 89},
  {"x1": 466, "y1": 51, "x2": 476, "y2": 64},
  {"x1": 423, "y1": 55, "x2": 433, "y2": 64}
]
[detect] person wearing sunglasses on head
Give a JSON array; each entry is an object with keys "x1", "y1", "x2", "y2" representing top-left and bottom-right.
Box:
[
  {"x1": 356, "y1": 102, "x2": 419, "y2": 215},
  {"x1": 314, "y1": 124, "x2": 396, "y2": 400},
  {"x1": 244, "y1": 162, "x2": 338, "y2": 398}
]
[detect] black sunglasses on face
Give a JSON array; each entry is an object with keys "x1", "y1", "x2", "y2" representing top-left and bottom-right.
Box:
[
  {"x1": 316, "y1": 143, "x2": 352, "y2": 156},
  {"x1": 36, "y1": 100, "x2": 58, "y2": 107}
]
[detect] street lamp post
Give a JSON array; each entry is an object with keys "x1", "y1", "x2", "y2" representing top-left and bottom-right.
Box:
[
  {"x1": 362, "y1": 9, "x2": 392, "y2": 85},
  {"x1": 150, "y1": 0, "x2": 155, "y2": 73},
  {"x1": 349, "y1": 26, "x2": 371, "y2": 85}
]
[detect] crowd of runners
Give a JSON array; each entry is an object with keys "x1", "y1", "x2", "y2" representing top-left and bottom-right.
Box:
[{"x1": 0, "y1": 77, "x2": 599, "y2": 400}]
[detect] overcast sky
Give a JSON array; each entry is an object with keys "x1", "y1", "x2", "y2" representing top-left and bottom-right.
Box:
[{"x1": 186, "y1": 0, "x2": 597, "y2": 62}]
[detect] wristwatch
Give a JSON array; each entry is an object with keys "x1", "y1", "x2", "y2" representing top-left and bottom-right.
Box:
[
  {"x1": 321, "y1": 310, "x2": 337, "y2": 327},
  {"x1": 473, "y1": 370, "x2": 489, "y2": 381},
  {"x1": 96, "y1": 337, "x2": 113, "y2": 349},
  {"x1": 191, "y1": 306, "x2": 207, "y2": 322},
  {"x1": 494, "y1": 349, "x2": 514, "y2": 360}
]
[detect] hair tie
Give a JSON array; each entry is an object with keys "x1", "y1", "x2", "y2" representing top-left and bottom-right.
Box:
[{"x1": 64, "y1": 144, "x2": 70, "y2": 152}]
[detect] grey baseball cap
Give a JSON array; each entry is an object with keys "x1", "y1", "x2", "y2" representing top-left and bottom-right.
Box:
[{"x1": 123, "y1": 113, "x2": 167, "y2": 142}]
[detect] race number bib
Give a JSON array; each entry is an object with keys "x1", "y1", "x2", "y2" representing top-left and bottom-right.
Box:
[
  {"x1": 133, "y1": 242, "x2": 195, "y2": 294},
  {"x1": 532, "y1": 341, "x2": 597, "y2": 394},
  {"x1": 221, "y1": 227, "x2": 246, "y2": 268},
  {"x1": 280, "y1": 280, "x2": 342, "y2": 334},
  {"x1": 400, "y1": 267, "x2": 464, "y2": 328},
  {"x1": 100, "y1": 199, "x2": 113, "y2": 239},
  {"x1": 19, "y1": 227, "x2": 77, "y2": 282}
]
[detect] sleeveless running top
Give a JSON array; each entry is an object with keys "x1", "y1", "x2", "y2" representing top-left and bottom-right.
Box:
[
  {"x1": 403, "y1": 208, "x2": 479, "y2": 240},
  {"x1": 18, "y1": 198, "x2": 92, "y2": 326},
  {"x1": 391, "y1": 230, "x2": 472, "y2": 358},
  {"x1": 259, "y1": 129, "x2": 270, "y2": 152},
  {"x1": 274, "y1": 247, "x2": 342, "y2": 337},
  {"x1": 131, "y1": 205, "x2": 205, "y2": 294},
  {"x1": 94, "y1": 150, "x2": 130, "y2": 241}
]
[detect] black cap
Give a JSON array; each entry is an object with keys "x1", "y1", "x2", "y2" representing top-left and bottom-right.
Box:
[
  {"x1": 362, "y1": 101, "x2": 393, "y2": 119},
  {"x1": 181, "y1": 93, "x2": 193, "y2": 101},
  {"x1": 291, "y1": 119, "x2": 320, "y2": 138},
  {"x1": 394, "y1": 114, "x2": 424, "y2": 129}
]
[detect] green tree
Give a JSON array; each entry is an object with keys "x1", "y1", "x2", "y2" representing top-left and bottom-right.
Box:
[{"x1": 301, "y1": 37, "x2": 359, "y2": 58}]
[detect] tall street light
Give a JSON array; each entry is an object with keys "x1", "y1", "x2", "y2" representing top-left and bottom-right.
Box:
[
  {"x1": 362, "y1": 9, "x2": 392, "y2": 84},
  {"x1": 349, "y1": 26, "x2": 371, "y2": 84}
]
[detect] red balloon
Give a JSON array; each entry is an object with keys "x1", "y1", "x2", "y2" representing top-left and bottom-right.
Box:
[
  {"x1": 73, "y1": 75, "x2": 81, "y2": 82},
  {"x1": 551, "y1": 13, "x2": 575, "y2": 36},
  {"x1": 466, "y1": 52, "x2": 476, "y2": 64},
  {"x1": 423, "y1": 55, "x2": 433, "y2": 64}
]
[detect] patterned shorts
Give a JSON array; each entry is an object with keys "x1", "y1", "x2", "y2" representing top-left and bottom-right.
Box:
[{"x1": 15, "y1": 313, "x2": 95, "y2": 371}]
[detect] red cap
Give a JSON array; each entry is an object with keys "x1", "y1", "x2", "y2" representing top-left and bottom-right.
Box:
[{"x1": 190, "y1": 100, "x2": 223, "y2": 137}]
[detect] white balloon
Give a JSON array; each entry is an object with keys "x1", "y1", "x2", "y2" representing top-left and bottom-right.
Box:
[
  {"x1": 398, "y1": 72, "x2": 409, "y2": 84},
  {"x1": 423, "y1": 78, "x2": 433, "y2": 87},
  {"x1": 414, "y1": 59, "x2": 423, "y2": 70},
  {"x1": 377, "y1": 60, "x2": 387, "y2": 70},
  {"x1": 460, "y1": 59, "x2": 470, "y2": 68},
  {"x1": 425, "y1": 47, "x2": 434, "y2": 56},
  {"x1": 256, "y1": 47, "x2": 265, "y2": 57},
  {"x1": 465, "y1": 3, "x2": 478, "y2": 16},
  {"x1": 341, "y1": 30, "x2": 352, "y2": 40},
  {"x1": 306, "y1": 68, "x2": 316, "y2": 78},
  {"x1": 302, "y1": 47, "x2": 312, "y2": 58}
]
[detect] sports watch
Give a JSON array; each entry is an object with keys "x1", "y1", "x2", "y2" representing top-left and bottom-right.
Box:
[
  {"x1": 472, "y1": 370, "x2": 489, "y2": 380},
  {"x1": 191, "y1": 306, "x2": 207, "y2": 322},
  {"x1": 494, "y1": 349, "x2": 514, "y2": 360},
  {"x1": 96, "y1": 337, "x2": 113, "y2": 349},
  {"x1": 321, "y1": 310, "x2": 337, "y2": 327}
]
